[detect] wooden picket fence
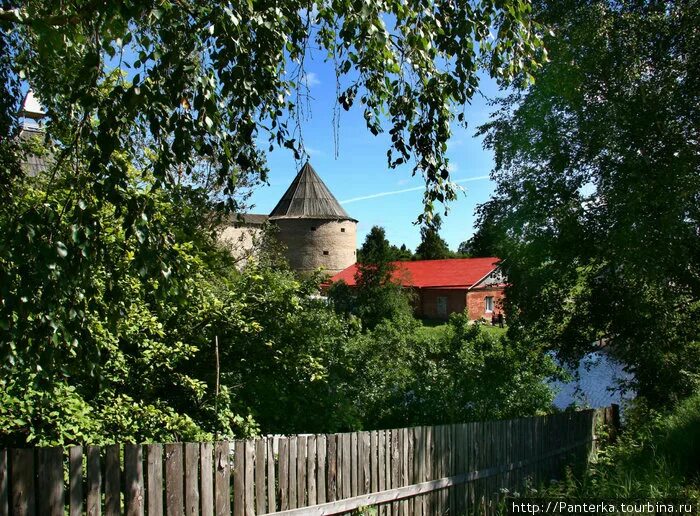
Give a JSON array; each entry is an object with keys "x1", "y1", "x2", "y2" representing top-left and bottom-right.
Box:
[{"x1": 0, "y1": 407, "x2": 617, "y2": 516}]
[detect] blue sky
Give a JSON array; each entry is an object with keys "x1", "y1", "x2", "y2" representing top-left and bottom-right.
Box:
[{"x1": 249, "y1": 59, "x2": 503, "y2": 252}]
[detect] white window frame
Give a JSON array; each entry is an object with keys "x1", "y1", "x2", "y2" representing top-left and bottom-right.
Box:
[{"x1": 484, "y1": 296, "x2": 494, "y2": 313}]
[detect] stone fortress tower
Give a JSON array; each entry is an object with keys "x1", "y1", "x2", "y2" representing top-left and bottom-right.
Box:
[{"x1": 269, "y1": 162, "x2": 357, "y2": 275}]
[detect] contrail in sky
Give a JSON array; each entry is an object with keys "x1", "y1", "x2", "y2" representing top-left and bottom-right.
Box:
[{"x1": 340, "y1": 175, "x2": 491, "y2": 204}]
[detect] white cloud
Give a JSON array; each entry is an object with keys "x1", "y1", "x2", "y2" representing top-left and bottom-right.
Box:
[
  {"x1": 340, "y1": 175, "x2": 490, "y2": 204},
  {"x1": 305, "y1": 72, "x2": 321, "y2": 88},
  {"x1": 305, "y1": 146, "x2": 323, "y2": 156}
]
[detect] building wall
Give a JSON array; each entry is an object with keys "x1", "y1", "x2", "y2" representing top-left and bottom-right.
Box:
[
  {"x1": 466, "y1": 287, "x2": 506, "y2": 321},
  {"x1": 416, "y1": 288, "x2": 467, "y2": 320},
  {"x1": 273, "y1": 218, "x2": 357, "y2": 275},
  {"x1": 415, "y1": 286, "x2": 506, "y2": 321},
  {"x1": 218, "y1": 224, "x2": 264, "y2": 264}
]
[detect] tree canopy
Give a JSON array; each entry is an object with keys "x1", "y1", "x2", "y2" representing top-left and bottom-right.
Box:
[
  {"x1": 329, "y1": 225, "x2": 415, "y2": 330},
  {"x1": 2, "y1": 0, "x2": 546, "y2": 217},
  {"x1": 477, "y1": 0, "x2": 700, "y2": 406},
  {"x1": 414, "y1": 214, "x2": 453, "y2": 260}
]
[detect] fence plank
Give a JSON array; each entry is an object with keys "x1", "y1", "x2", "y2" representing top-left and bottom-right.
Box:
[
  {"x1": 267, "y1": 438, "x2": 277, "y2": 512},
  {"x1": 296, "y1": 436, "x2": 306, "y2": 508},
  {"x1": 255, "y1": 438, "x2": 267, "y2": 514},
  {"x1": 86, "y1": 446, "x2": 101, "y2": 516},
  {"x1": 104, "y1": 444, "x2": 121, "y2": 516},
  {"x1": 350, "y1": 432, "x2": 358, "y2": 498},
  {"x1": 68, "y1": 446, "x2": 83, "y2": 516},
  {"x1": 214, "y1": 441, "x2": 231, "y2": 516},
  {"x1": 245, "y1": 440, "x2": 255, "y2": 516},
  {"x1": 200, "y1": 443, "x2": 214, "y2": 516},
  {"x1": 37, "y1": 447, "x2": 63, "y2": 516},
  {"x1": 0, "y1": 449, "x2": 7, "y2": 516},
  {"x1": 165, "y1": 443, "x2": 184, "y2": 516},
  {"x1": 317, "y1": 436, "x2": 326, "y2": 505},
  {"x1": 370, "y1": 431, "x2": 378, "y2": 495},
  {"x1": 146, "y1": 444, "x2": 164, "y2": 516},
  {"x1": 279, "y1": 438, "x2": 289, "y2": 511},
  {"x1": 307, "y1": 435, "x2": 317, "y2": 507},
  {"x1": 435, "y1": 427, "x2": 444, "y2": 516},
  {"x1": 377, "y1": 431, "x2": 385, "y2": 494},
  {"x1": 341, "y1": 433, "x2": 351, "y2": 500},
  {"x1": 399, "y1": 428, "x2": 408, "y2": 516},
  {"x1": 11, "y1": 448, "x2": 35, "y2": 516},
  {"x1": 124, "y1": 444, "x2": 145, "y2": 516},
  {"x1": 326, "y1": 435, "x2": 337, "y2": 503},
  {"x1": 233, "y1": 440, "x2": 244, "y2": 516},
  {"x1": 361, "y1": 432, "x2": 371, "y2": 495},
  {"x1": 415, "y1": 427, "x2": 425, "y2": 516},
  {"x1": 288, "y1": 437, "x2": 297, "y2": 510},
  {"x1": 184, "y1": 443, "x2": 199, "y2": 516}
]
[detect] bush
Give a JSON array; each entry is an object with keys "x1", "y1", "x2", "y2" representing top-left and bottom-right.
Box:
[
  {"x1": 536, "y1": 393, "x2": 700, "y2": 501},
  {"x1": 347, "y1": 314, "x2": 559, "y2": 429}
]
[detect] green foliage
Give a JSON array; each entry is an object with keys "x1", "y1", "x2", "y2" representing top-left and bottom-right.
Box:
[
  {"x1": 0, "y1": 145, "x2": 358, "y2": 444},
  {"x1": 0, "y1": 0, "x2": 562, "y2": 445},
  {"x1": 537, "y1": 394, "x2": 700, "y2": 500},
  {"x1": 330, "y1": 226, "x2": 415, "y2": 331},
  {"x1": 348, "y1": 314, "x2": 558, "y2": 429},
  {"x1": 207, "y1": 264, "x2": 360, "y2": 435},
  {"x1": 356, "y1": 228, "x2": 414, "y2": 263},
  {"x1": 477, "y1": 0, "x2": 700, "y2": 407},
  {"x1": 414, "y1": 214, "x2": 453, "y2": 260},
  {"x1": 458, "y1": 201, "x2": 504, "y2": 258}
]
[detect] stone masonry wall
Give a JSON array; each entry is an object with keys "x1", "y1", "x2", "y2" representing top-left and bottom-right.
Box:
[{"x1": 273, "y1": 218, "x2": 357, "y2": 275}]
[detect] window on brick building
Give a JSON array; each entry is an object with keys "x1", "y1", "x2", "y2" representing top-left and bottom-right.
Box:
[
  {"x1": 323, "y1": 250, "x2": 329, "y2": 255},
  {"x1": 485, "y1": 296, "x2": 494, "y2": 313},
  {"x1": 340, "y1": 227, "x2": 346, "y2": 232}
]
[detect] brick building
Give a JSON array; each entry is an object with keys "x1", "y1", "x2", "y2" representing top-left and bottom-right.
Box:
[{"x1": 329, "y1": 257, "x2": 506, "y2": 321}]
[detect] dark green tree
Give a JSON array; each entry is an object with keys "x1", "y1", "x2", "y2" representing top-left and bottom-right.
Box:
[
  {"x1": 415, "y1": 214, "x2": 453, "y2": 260},
  {"x1": 357, "y1": 227, "x2": 414, "y2": 262},
  {"x1": 392, "y1": 243, "x2": 415, "y2": 261},
  {"x1": 355, "y1": 226, "x2": 394, "y2": 269},
  {"x1": 348, "y1": 314, "x2": 559, "y2": 428},
  {"x1": 477, "y1": 0, "x2": 700, "y2": 407},
  {"x1": 329, "y1": 226, "x2": 414, "y2": 330},
  {"x1": 458, "y1": 201, "x2": 504, "y2": 257}
]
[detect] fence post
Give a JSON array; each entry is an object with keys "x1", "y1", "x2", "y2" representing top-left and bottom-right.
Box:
[{"x1": 608, "y1": 403, "x2": 620, "y2": 442}]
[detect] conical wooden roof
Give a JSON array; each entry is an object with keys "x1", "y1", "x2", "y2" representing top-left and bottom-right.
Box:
[{"x1": 269, "y1": 162, "x2": 356, "y2": 221}]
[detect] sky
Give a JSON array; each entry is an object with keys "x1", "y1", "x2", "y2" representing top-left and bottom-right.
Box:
[{"x1": 247, "y1": 59, "x2": 503, "y2": 252}]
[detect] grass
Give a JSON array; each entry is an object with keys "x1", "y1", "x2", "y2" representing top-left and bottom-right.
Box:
[
  {"x1": 531, "y1": 393, "x2": 700, "y2": 502},
  {"x1": 415, "y1": 319, "x2": 507, "y2": 340}
]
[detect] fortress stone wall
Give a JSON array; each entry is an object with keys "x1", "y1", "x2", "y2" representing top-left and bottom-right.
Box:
[
  {"x1": 274, "y1": 218, "x2": 357, "y2": 275},
  {"x1": 219, "y1": 224, "x2": 264, "y2": 263}
]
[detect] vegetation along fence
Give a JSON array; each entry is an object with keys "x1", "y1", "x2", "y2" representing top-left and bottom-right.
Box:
[{"x1": 0, "y1": 407, "x2": 619, "y2": 516}]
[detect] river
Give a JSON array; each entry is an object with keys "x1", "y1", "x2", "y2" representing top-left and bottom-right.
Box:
[{"x1": 549, "y1": 349, "x2": 635, "y2": 410}]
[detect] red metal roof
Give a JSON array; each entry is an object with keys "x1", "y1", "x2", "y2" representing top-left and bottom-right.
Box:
[{"x1": 329, "y1": 257, "x2": 501, "y2": 289}]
